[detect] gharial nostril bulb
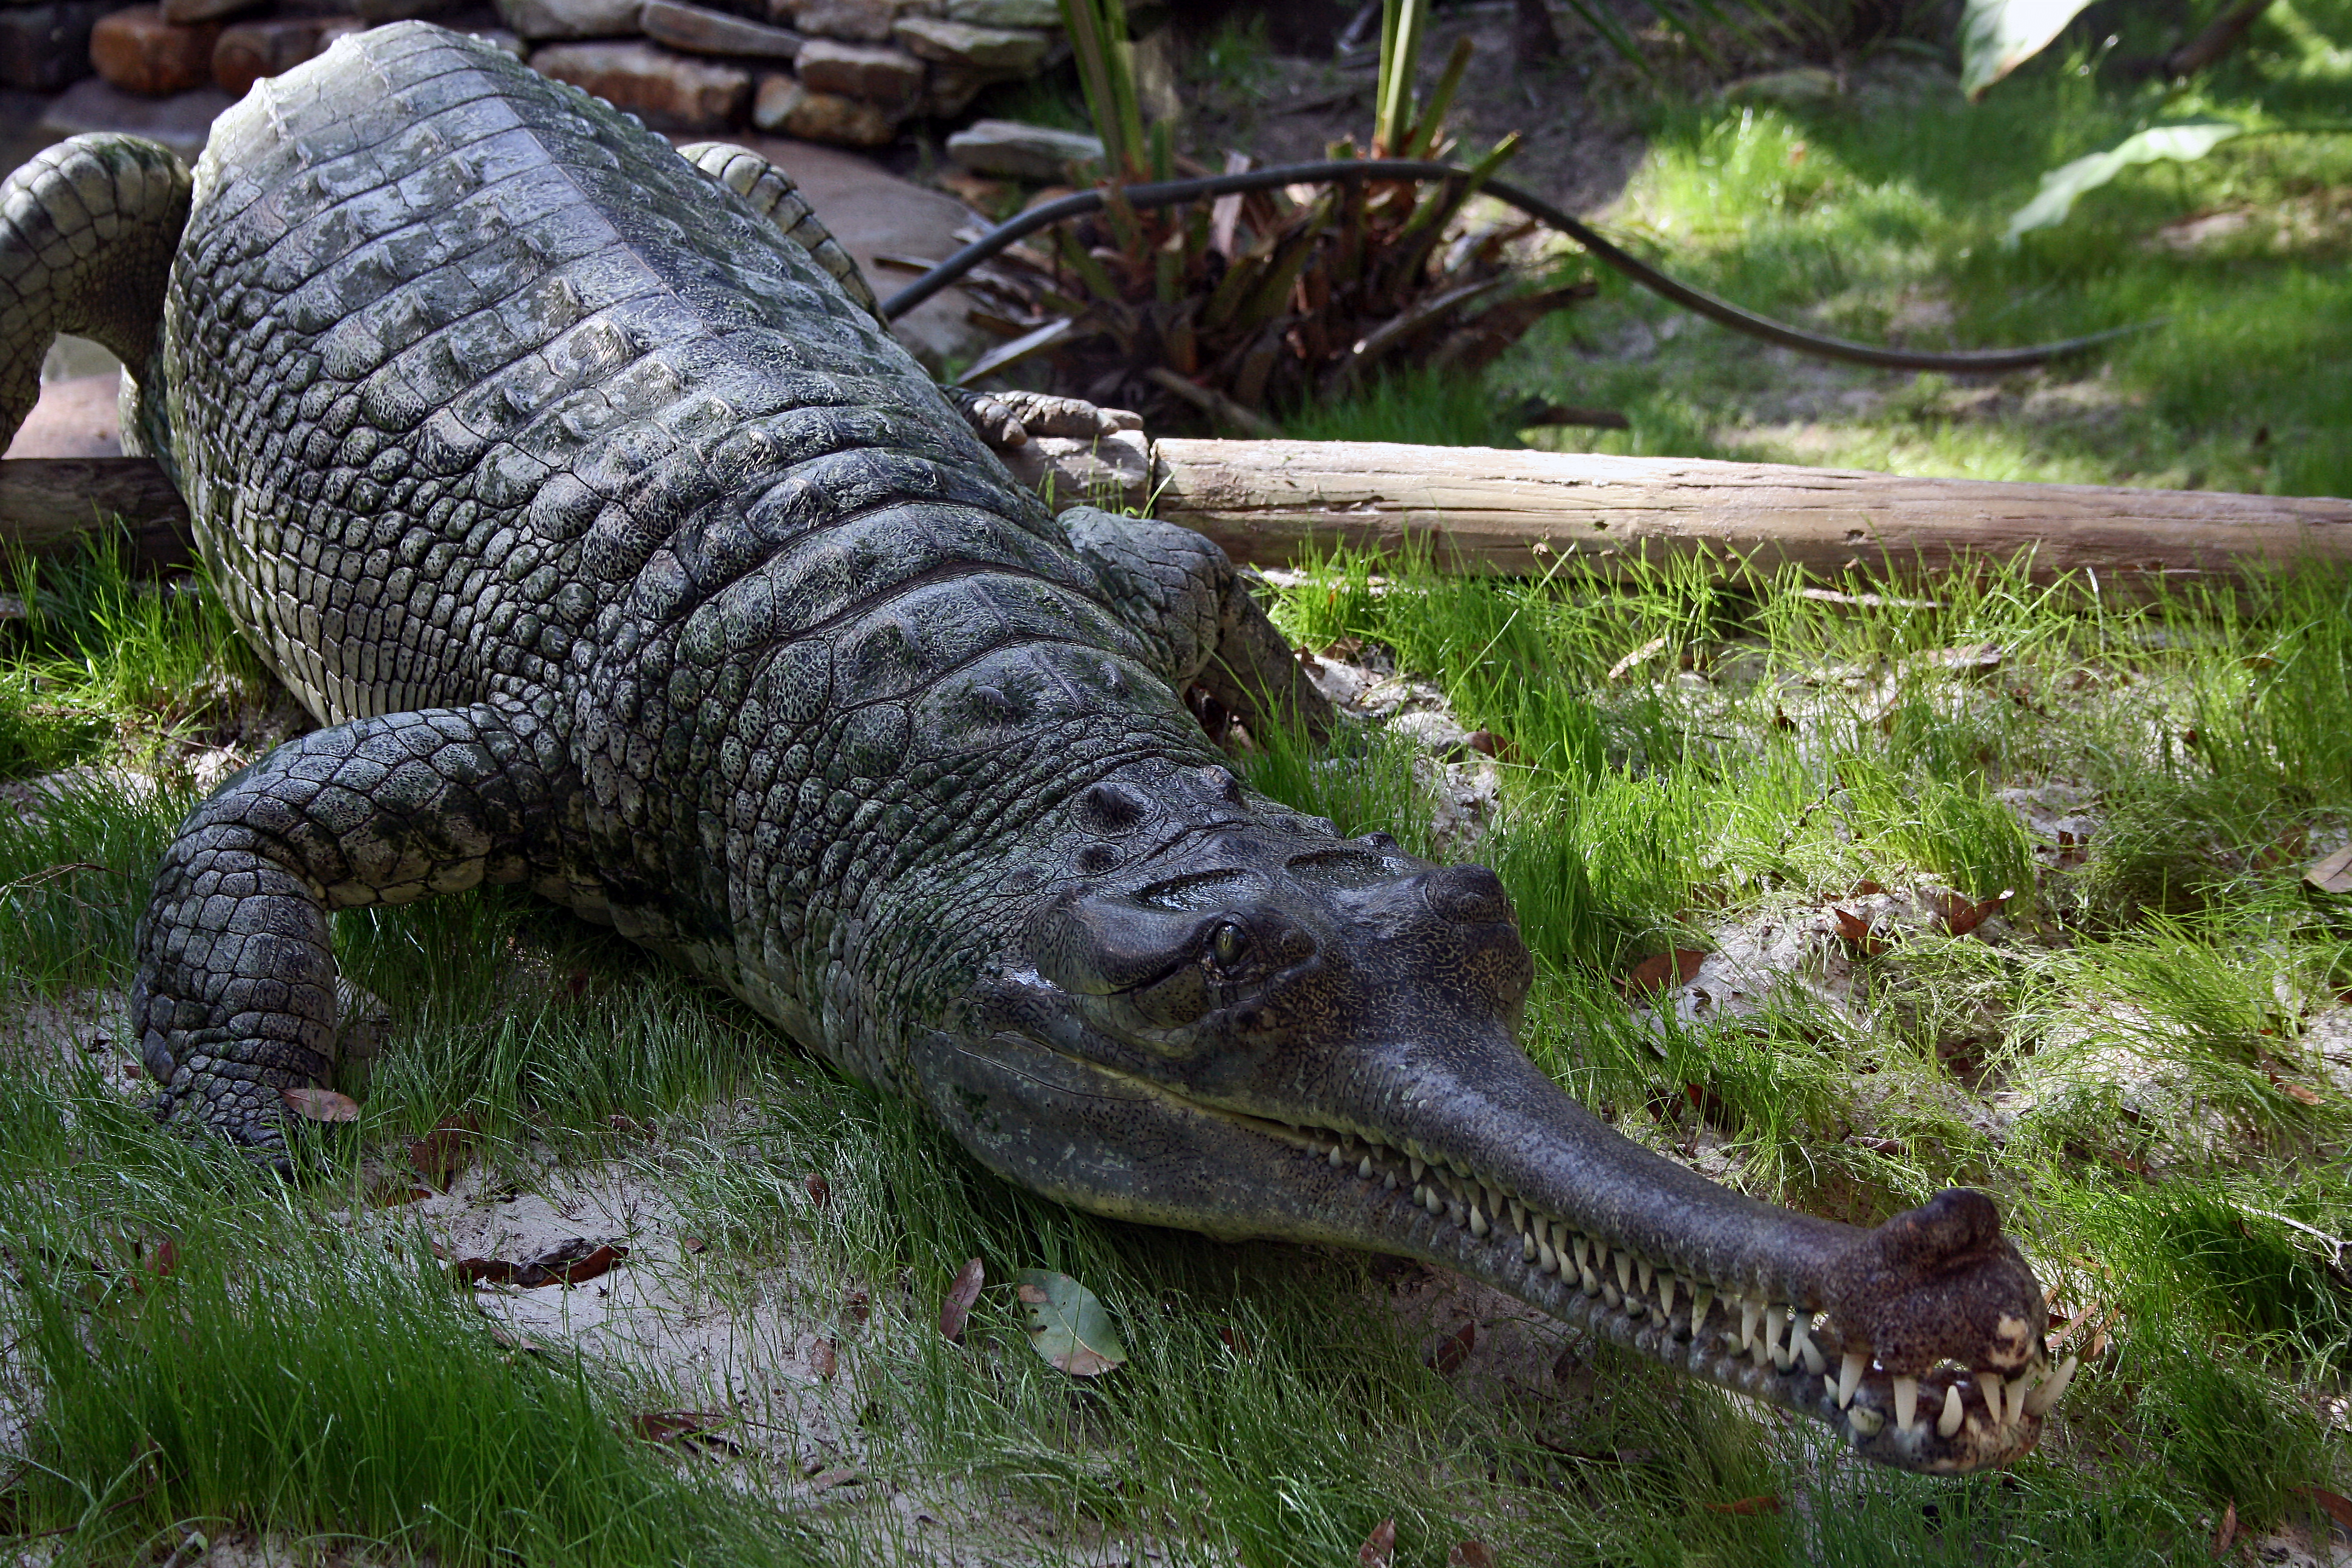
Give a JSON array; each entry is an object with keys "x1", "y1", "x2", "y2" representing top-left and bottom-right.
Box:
[{"x1": 1425, "y1": 865, "x2": 1513, "y2": 924}]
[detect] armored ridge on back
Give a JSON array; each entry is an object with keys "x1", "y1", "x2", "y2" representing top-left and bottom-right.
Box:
[{"x1": 0, "y1": 22, "x2": 2074, "y2": 1474}]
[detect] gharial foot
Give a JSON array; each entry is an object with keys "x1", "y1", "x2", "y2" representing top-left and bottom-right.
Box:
[{"x1": 949, "y1": 388, "x2": 1143, "y2": 452}]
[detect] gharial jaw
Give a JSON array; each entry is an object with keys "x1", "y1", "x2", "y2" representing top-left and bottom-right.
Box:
[{"x1": 914, "y1": 762, "x2": 2076, "y2": 1475}]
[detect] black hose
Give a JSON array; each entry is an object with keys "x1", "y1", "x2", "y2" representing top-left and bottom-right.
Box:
[{"x1": 878, "y1": 157, "x2": 2145, "y2": 374}]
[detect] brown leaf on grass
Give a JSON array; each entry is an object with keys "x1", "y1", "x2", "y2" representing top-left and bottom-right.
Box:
[
  {"x1": 604, "y1": 1114, "x2": 645, "y2": 1137},
  {"x1": 1934, "y1": 888, "x2": 2014, "y2": 937},
  {"x1": 808, "y1": 1466, "x2": 863, "y2": 1494},
  {"x1": 1357, "y1": 1518, "x2": 1396, "y2": 1567},
  {"x1": 2300, "y1": 1485, "x2": 2352, "y2": 1532},
  {"x1": 1704, "y1": 1495, "x2": 1782, "y2": 1516},
  {"x1": 453, "y1": 1237, "x2": 627, "y2": 1289},
  {"x1": 1849, "y1": 878, "x2": 1886, "y2": 896},
  {"x1": 373, "y1": 1186, "x2": 434, "y2": 1209},
  {"x1": 2212, "y1": 1498, "x2": 2236, "y2": 1557},
  {"x1": 1217, "y1": 1324, "x2": 1252, "y2": 1357},
  {"x1": 1831, "y1": 907, "x2": 1891, "y2": 956},
  {"x1": 408, "y1": 1117, "x2": 478, "y2": 1189},
  {"x1": 808, "y1": 1338, "x2": 838, "y2": 1378},
  {"x1": 143, "y1": 1238, "x2": 178, "y2": 1279},
  {"x1": 1910, "y1": 641, "x2": 2003, "y2": 676},
  {"x1": 281, "y1": 1086, "x2": 359, "y2": 1122},
  {"x1": 1428, "y1": 1320, "x2": 1476, "y2": 1376},
  {"x1": 1446, "y1": 1543, "x2": 1496, "y2": 1567},
  {"x1": 1014, "y1": 1269, "x2": 1127, "y2": 1377},
  {"x1": 841, "y1": 1286, "x2": 871, "y2": 1322},
  {"x1": 1623, "y1": 949, "x2": 1705, "y2": 997},
  {"x1": 486, "y1": 1322, "x2": 543, "y2": 1354},
  {"x1": 2304, "y1": 843, "x2": 2352, "y2": 895},
  {"x1": 631, "y1": 1410, "x2": 740, "y2": 1455},
  {"x1": 939, "y1": 1256, "x2": 985, "y2": 1343},
  {"x1": 681, "y1": 1236, "x2": 707, "y2": 1255},
  {"x1": 804, "y1": 1172, "x2": 832, "y2": 1207}
]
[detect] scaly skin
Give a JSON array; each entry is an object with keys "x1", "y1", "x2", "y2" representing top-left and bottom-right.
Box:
[{"x1": 0, "y1": 23, "x2": 2076, "y2": 1473}]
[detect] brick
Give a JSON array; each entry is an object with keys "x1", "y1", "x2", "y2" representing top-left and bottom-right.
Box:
[
  {"x1": 89, "y1": 4, "x2": 220, "y2": 95},
  {"x1": 212, "y1": 14, "x2": 358, "y2": 96}
]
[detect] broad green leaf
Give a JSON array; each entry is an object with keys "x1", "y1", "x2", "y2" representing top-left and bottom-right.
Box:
[
  {"x1": 1960, "y1": 0, "x2": 2098, "y2": 100},
  {"x1": 1013, "y1": 1269, "x2": 1126, "y2": 1377},
  {"x1": 2002, "y1": 123, "x2": 2243, "y2": 243}
]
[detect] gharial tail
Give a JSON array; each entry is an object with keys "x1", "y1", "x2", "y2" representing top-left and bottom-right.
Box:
[{"x1": 0, "y1": 134, "x2": 191, "y2": 452}]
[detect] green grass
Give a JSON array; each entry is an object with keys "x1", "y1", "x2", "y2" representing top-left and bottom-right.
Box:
[
  {"x1": 11, "y1": 528, "x2": 2351, "y2": 1564},
  {"x1": 1290, "y1": 4, "x2": 2352, "y2": 507}
]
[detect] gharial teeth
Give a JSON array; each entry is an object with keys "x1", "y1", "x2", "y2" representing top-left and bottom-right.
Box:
[
  {"x1": 1358, "y1": 1154, "x2": 1374, "y2": 1180},
  {"x1": 1537, "y1": 1240, "x2": 1557, "y2": 1275},
  {"x1": 1422, "y1": 1187, "x2": 1443, "y2": 1217},
  {"x1": 1739, "y1": 1299, "x2": 1760, "y2": 1353},
  {"x1": 1658, "y1": 1276, "x2": 1677, "y2": 1318},
  {"x1": 1792, "y1": 1313, "x2": 1824, "y2": 1376},
  {"x1": 1506, "y1": 1198, "x2": 1525, "y2": 1232},
  {"x1": 2005, "y1": 1370, "x2": 2030, "y2": 1427},
  {"x1": 1328, "y1": 1145, "x2": 1346, "y2": 1167},
  {"x1": 1521, "y1": 1232, "x2": 1537, "y2": 1263},
  {"x1": 1938, "y1": 1383, "x2": 1965, "y2": 1437},
  {"x1": 1980, "y1": 1372, "x2": 2005, "y2": 1425},
  {"x1": 1836, "y1": 1351, "x2": 1866, "y2": 1409},
  {"x1": 1893, "y1": 1376, "x2": 1919, "y2": 1432},
  {"x1": 2022, "y1": 1356, "x2": 2077, "y2": 1417},
  {"x1": 1615, "y1": 1252, "x2": 1633, "y2": 1296},
  {"x1": 1636, "y1": 1259, "x2": 1653, "y2": 1295},
  {"x1": 1469, "y1": 1205, "x2": 1490, "y2": 1238},
  {"x1": 1410, "y1": 1157, "x2": 1426, "y2": 1181}
]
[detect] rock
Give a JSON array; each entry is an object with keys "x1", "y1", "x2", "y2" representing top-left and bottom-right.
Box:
[
  {"x1": 793, "y1": 35, "x2": 916, "y2": 107},
  {"x1": 89, "y1": 5, "x2": 220, "y2": 96},
  {"x1": 889, "y1": 13, "x2": 1041, "y2": 70},
  {"x1": 777, "y1": 0, "x2": 927, "y2": 44},
  {"x1": 640, "y1": 0, "x2": 802, "y2": 56},
  {"x1": 717, "y1": 132, "x2": 988, "y2": 370},
  {"x1": 917, "y1": 59, "x2": 999, "y2": 116},
  {"x1": 212, "y1": 15, "x2": 361, "y2": 96},
  {"x1": 460, "y1": 24, "x2": 525, "y2": 55},
  {"x1": 36, "y1": 72, "x2": 230, "y2": 157},
  {"x1": 157, "y1": 0, "x2": 256, "y2": 24},
  {"x1": 0, "y1": 0, "x2": 108, "y2": 88},
  {"x1": 945, "y1": 117, "x2": 1101, "y2": 181},
  {"x1": 746, "y1": 73, "x2": 892, "y2": 144},
  {"x1": 492, "y1": 0, "x2": 638, "y2": 40},
  {"x1": 4, "y1": 373, "x2": 121, "y2": 459},
  {"x1": 348, "y1": 0, "x2": 454, "y2": 19},
  {"x1": 530, "y1": 40, "x2": 749, "y2": 129},
  {"x1": 942, "y1": 0, "x2": 1051, "y2": 26}
]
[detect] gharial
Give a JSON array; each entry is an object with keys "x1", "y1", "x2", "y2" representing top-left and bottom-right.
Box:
[{"x1": 0, "y1": 22, "x2": 2074, "y2": 1474}]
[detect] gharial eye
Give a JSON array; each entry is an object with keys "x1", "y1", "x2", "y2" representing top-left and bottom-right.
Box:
[{"x1": 1209, "y1": 921, "x2": 1249, "y2": 969}]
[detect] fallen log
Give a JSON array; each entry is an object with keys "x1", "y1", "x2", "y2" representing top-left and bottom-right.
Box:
[
  {"x1": 8, "y1": 442, "x2": 2351, "y2": 596},
  {"x1": 0, "y1": 457, "x2": 192, "y2": 572},
  {"x1": 1012, "y1": 437, "x2": 2352, "y2": 593}
]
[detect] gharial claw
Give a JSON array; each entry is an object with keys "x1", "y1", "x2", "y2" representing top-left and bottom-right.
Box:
[{"x1": 950, "y1": 387, "x2": 1143, "y2": 452}]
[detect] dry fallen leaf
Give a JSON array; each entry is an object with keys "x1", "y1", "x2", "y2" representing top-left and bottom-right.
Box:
[
  {"x1": 1935, "y1": 888, "x2": 2013, "y2": 938},
  {"x1": 2212, "y1": 1498, "x2": 2236, "y2": 1557},
  {"x1": 808, "y1": 1466, "x2": 862, "y2": 1494},
  {"x1": 1358, "y1": 1518, "x2": 1397, "y2": 1567},
  {"x1": 143, "y1": 1238, "x2": 179, "y2": 1279},
  {"x1": 2304, "y1": 843, "x2": 2352, "y2": 895},
  {"x1": 1831, "y1": 906, "x2": 1890, "y2": 956},
  {"x1": 808, "y1": 1337, "x2": 837, "y2": 1378},
  {"x1": 408, "y1": 1116, "x2": 477, "y2": 1189},
  {"x1": 681, "y1": 1236, "x2": 707, "y2": 1255},
  {"x1": 2300, "y1": 1484, "x2": 2352, "y2": 1532},
  {"x1": 1217, "y1": 1324, "x2": 1252, "y2": 1358},
  {"x1": 1429, "y1": 1320, "x2": 1476, "y2": 1376},
  {"x1": 939, "y1": 1256, "x2": 985, "y2": 1343},
  {"x1": 805, "y1": 1172, "x2": 832, "y2": 1207},
  {"x1": 280, "y1": 1086, "x2": 359, "y2": 1122},
  {"x1": 1624, "y1": 949, "x2": 1705, "y2": 997},
  {"x1": 1013, "y1": 1268, "x2": 1127, "y2": 1377},
  {"x1": 454, "y1": 1238, "x2": 627, "y2": 1289},
  {"x1": 632, "y1": 1410, "x2": 740, "y2": 1455},
  {"x1": 1446, "y1": 1541, "x2": 1496, "y2": 1567},
  {"x1": 1704, "y1": 1495, "x2": 1782, "y2": 1516}
]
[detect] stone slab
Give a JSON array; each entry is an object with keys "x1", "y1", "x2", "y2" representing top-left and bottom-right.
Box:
[
  {"x1": 38, "y1": 73, "x2": 231, "y2": 158},
  {"x1": 640, "y1": 0, "x2": 803, "y2": 57},
  {"x1": 492, "y1": 0, "x2": 638, "y2": 39},
  {"x1": 90, "y1": 5, "x2": 220, "y2": 96},
  {"x1": 793, "y1": 34, "x2": 916, "y2": 106},
  {"x1": 7, "y1": 372, "x2": 120, "y2": 459},
  {"x1": 707, "y1": 130, "x2": 988, "y2": 373},
  {"x1": 889, "y1": 12, "x2": 1041, "y2": 70},
  {"x1": 946, "y1": 116, "x2": 1101, "y2": 181},
  {"x1": 531, "y1": 39, "x2": 749, "y2": 129}
]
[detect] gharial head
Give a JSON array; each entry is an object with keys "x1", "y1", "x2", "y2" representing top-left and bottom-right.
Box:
[{"x1": 915, "y1": 756, "x2": 2074, "y2": 1474}]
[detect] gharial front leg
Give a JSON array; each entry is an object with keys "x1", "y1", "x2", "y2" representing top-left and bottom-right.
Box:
[
  {"x1": 133, "y1": 702, "x2": 580, "y2": 1160},
  {"x1": 1060, "y1": 506, "x2": 1333, "y2": 743}
]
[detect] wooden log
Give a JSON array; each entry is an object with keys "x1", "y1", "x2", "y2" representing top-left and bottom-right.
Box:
[
  {"x1": 0, "y1": 457, "x2": 192, "y2": 572},
  {"x1": 6, "y1": 443, "x2": 2350, "y2": 596},
  {"x1": 1145, "y1": 439, "x2": 2352, "y2": 591}
]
